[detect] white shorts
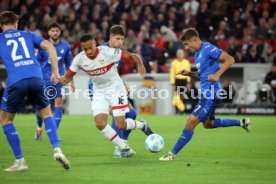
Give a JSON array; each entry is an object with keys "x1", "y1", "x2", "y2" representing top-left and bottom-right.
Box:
[{"x1": 91, "y1": 91, "x2": 129, "y2": 117}]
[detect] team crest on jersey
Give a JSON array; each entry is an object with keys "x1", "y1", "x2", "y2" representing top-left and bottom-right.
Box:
[
  {"x1": 99, "y1": 60, "x2": 105, "y2": 65},
  {"x1": 60, "y1": 49, "x2": 64, "y2": 53}
]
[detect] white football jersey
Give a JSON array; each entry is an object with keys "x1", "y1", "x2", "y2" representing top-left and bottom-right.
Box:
[{"x1": 69, "y1": 46, "x2": 125, "y2": 91}]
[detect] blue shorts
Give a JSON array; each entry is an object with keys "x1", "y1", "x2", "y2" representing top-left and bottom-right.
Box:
[
  {"x1": 192, "y1": 97, "x2": 221, "y2": 122},
  {"x1": 44, "y1": 83, "x2": 64, "y2": 100},
  {"x1": 1, "y1": 78, "x2": 50, "y2": 113}
]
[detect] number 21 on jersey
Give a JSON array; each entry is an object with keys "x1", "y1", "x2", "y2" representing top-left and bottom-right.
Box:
[{"x1": 7, "y1": 37, "x2": 30, "y2": 61}]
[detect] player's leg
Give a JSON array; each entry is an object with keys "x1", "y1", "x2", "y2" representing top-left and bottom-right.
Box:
[
  {"x1": 35, "y1": 111, "x2": 43, "y2": 140},
  {"x1": 54, "y1": 84, "x2": 64, "y2": 129},
  {"x1": 160, "y1": 99, "x2": 206, "y2": 161},
  {"x1": 31, "y1": 78, "x2": 70, "y2": 169},
  {"x1": 159, "y1": 114, "x2": 201, "y2": 161},
  {"x1": 92, "y1": 96, "x2": 134, "y2": 157},
  {"x1": 121, "y1": 107, "x2": 137, "y2": 140},
  {"x1": 202, "y1": 98, "x2": 251, "y2": 132},
  {"x1": 112, "y1": 95, "x2": 153, "y2": 135},
  {"x1": 1, "y1": 83, "x2": 28, "y2": 171}
]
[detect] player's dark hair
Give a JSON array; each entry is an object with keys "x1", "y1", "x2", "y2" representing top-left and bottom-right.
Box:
[
  {"x1": 47, "y1": 21, "x2": 61, "y2": 31},
  {"x1": 180, "y1": 28, "x2": 199, "y2": 41},
  {"x1": 110, "y1": 25, "x2": 125, "y2": 36},
  {"x1": 0, "y1": 11, "x2": 20, "y2": 26},
  {"x1": 80, "y1": 34, "x2": 94, "y2": 42}
]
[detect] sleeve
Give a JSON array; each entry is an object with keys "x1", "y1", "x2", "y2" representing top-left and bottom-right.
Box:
[
  {"x1": 206, "y1": 44, "x2": 223, "y2": 60},
  {"x1": 64, "y1": 43, "x2": 72, "y2": 70},
  {"x1": 31, "y1": 32, "x2": 44, "y2": 49},
  {"x1": 102, "y1": 46, "x2": 123, "y2": 64},
  {"x1": 170, "y1": 60, "x2": 176, "y2": 84},
  {"x1": 68, "y1": 54, "x2": 80, "y2": 75}
]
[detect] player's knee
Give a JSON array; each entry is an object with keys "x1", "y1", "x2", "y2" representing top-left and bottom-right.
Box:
[
  {"x1": 55, "y1": 98, "x2": 64, "y2": 107},
  {"x1": 203, "y1": 119, "x2": 214, "y2": 129},
  {"x1": 95, "y1": 120, "x2": 107, "y2": 130},
  {"x1": 185, "y1": 116, "x2": 200, "y2": 130},
  {"x1": 94, "y1": 114, "x2": 108, "y2": 130}
]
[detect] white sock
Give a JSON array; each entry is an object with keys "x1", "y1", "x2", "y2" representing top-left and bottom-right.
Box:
[
  {"x1": 101, "y1": 124, "x2": 127, "y2": 149},
  {"x1": 125, "y1": 118, "x2": 144, "y2": 130},
  {"x1": 54, "y1": 147, "x2": 62, "y2": 153}
]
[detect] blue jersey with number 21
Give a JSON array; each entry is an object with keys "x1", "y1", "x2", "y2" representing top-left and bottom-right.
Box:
[{"x1": 0, "y1": 29, "x2": 43, "y2": 87}]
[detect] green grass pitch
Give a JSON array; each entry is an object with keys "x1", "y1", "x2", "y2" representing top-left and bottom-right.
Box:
[{"x1": 1, "y1": 115, "x2": 276, "y2": 184}]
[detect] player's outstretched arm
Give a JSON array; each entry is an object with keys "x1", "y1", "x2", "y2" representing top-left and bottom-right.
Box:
[
  {"x1": 40, "y1": 40, "x2": 60, "y2": 84},
  {"x1": 208, "y1": 51, "x2": 235, "y2": 82},
  {"x1": 123, "y1": 51, "x2": 146, "y2": 75},
  {"x1": 177, "y1": 69, "x2": 198, "y2": 79}
]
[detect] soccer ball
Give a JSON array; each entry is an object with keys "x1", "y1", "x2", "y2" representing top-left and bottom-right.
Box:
[{"x1": 145, "y1": 134, "x2": 164, "y2": 153}]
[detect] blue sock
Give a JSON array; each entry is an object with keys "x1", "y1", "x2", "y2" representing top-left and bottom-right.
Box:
[
  {"x1": 44, "y1": 117, "x2": 60, "y2": 148},
  {"x1": 54, "y1": 107, "x2": 63, "y2": 129},
  {"x1": 121, "y1": 109, "x2": 137, "y2": 140},
  {"x1": 213, "y1": 118, "x2": 241, "y2": 128},
  {"x1": 36, "y1": 112, "x2": 43, "y2": 129},
  {"x1": 3, "y1": 123, "x2": 23, "y2": 159},
  {"x1": 171, "y1": 128, "x2": 194, "y2": 155}
]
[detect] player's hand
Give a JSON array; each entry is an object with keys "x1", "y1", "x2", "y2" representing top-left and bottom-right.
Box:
[
  {"x1": 176, "y1": 69, "x2": 190, "y2": 76},
  {"x1": 60, "y1": 76, "x2": 67, "y2": 86},
  {"x1": 51, "y1": 73, "x2": 60, "y2": 85},
  {"x1": 208, "y1": 74, "x2": 219, "y2": 82},
  {"x1": 70, "y1": 81, "x2": 75, "y2": 92},
  {"x1": 137, "y1": 64, "x2": 146, "y2": 75}
]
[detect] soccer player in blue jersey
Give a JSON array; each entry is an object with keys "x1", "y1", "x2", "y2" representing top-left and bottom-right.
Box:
[
  {"x1": 35, "y1": 22, "x2": 74, "y2": 140},
  {"x1": 0, "y1": 11, "x2": 70, "y2": 171},
  {"x1": 88, "y1": 25, "x2": 154, "y2": 157},
  {"x1": 159, "y1": 28, "x2": 251, "y2": 161}
]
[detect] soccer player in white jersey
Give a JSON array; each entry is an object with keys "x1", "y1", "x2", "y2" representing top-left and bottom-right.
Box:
[
  {"x1": 61, "y1": 34, "x2": 152, "y2": 157},
  {"x1": 89, "y1": 25, "x2": 154, "y2": 157}
]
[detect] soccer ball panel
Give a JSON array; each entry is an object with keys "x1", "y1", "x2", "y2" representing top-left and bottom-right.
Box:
[{"x1": 145, "y1": 134, "x2": 164, "y2": 153}]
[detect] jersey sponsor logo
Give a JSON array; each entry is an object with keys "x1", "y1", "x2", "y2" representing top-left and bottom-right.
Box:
[{"x1": 82, "y1": 63, "x2": 114, "y2": 76}]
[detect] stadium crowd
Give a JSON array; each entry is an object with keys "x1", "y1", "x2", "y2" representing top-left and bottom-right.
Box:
[{"x1": 0, "y1": 0, "x2": 275, "y2": 74}]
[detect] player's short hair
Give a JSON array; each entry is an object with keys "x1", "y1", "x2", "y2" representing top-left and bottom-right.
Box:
[
  {"x1": 47, "y1": 22, "x2": 61, "y2": 31},
  {"x1": 0, "y1": 11, "x2": 20, "y2": 26},
  {"x1": 180, "y1": 28, "x2": 199, "y2": 41},
  {"x1": 80, "y1": 34, "x2": 94, "y2": 42},
  {"x1": 110, "y1": 25, "x2": 125, "y2": 36}
]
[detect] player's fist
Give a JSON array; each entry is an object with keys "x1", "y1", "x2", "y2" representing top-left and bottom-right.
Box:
[
  {"x1": 138, "y1": 64, "x2": 146, "y2": 75},
  {"x1": 177, "y1": 69, "x2": 190, "y2": 76},
  {"x1": 208, "y1": 74, "x2": 219, "y2": 82},
  {"x1": 60, "y1": 77, "x2": 67, "y2": 85}
]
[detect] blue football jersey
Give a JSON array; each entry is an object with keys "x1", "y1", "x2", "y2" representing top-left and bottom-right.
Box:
[
  {"x1": 194, "y1": 42, "x2": 222, "y2": 93},
  {"x1": 0, "y1": 29, "x2": 44, "y2": 87},
  {"x1": 37, "y1": 40, "x2": 72, "y2": 85}
]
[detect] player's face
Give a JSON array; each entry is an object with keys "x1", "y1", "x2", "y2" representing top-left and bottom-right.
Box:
[
  {"x1": 109, "y1": 34, "x2": 124, "y2": 48},
  {"x1": 183, "y1": 37, "x2": 198, "y2": 52},
  {"x1": 81, "y1": 39, "x2": 97, "y2": 57},
  {"x1": 48, "y1": 27, "x2": 61, "y2": 41}
]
